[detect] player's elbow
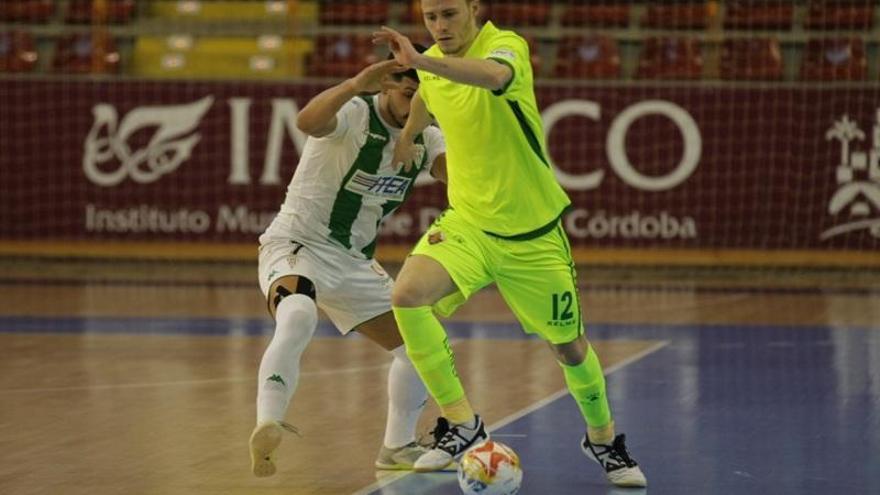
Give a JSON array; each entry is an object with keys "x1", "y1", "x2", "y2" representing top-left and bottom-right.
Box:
[
  {"x1": 296, "y1": 114, "x2": 319, "y2": 136},
  {"x1": 488, "y1": 64, "x2": 513, "y2": 92}
]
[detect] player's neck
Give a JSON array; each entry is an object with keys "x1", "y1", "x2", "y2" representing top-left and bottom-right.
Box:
[
  {"x1": 377, "y1": 95, "x2": 404, "y2": 129},
  {"x1": 446, "y1": 24, "x2": 480, "y2": 57}
]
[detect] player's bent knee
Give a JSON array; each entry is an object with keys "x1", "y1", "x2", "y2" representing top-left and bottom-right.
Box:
[
  {"x1": 550, "y1": 336, "x2": 590, "y2": 366},
  {"x1": 269, "y1": 276, "x2": 316, "y2": 313},
  {"x1": 390, "y1": 282, "x2": 429, "y2": 308},
  {"x1": 275, "y1": 295, "x2": 318, "y2": 327}
]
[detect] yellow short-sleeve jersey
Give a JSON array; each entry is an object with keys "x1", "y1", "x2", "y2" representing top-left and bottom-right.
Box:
[{"x1": 417, "y1": 22, "x2": 571, "y2": 238}]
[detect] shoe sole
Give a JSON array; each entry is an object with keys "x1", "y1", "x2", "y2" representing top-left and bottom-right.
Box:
[{"x1": 250, "y1": 423, "x2": 283, "y2": 478}]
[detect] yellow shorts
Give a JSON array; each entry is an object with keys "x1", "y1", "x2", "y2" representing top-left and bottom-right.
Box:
[{"x1": 411, "y1": 208, "x2": 584, "y2": 345}]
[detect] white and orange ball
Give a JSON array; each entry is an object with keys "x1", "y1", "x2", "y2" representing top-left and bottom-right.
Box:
[{"x1": 457, "y1": 440, "x2": 522, "y2": 495}]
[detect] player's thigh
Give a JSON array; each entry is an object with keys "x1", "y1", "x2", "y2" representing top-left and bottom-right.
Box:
[
  {"x1": 354, "y1": 311, "x2": 402, "y2": 351},
  {"x1": 495, "y1": 227, "x2": 584, "y2": 345},
  {"x1": 399, "y1": 209, "x2": 493, "y2": 315},
  {"x1": 258, "y1": 239, "x2": 321, "y2": 318},
  {"x1": 320, "y1": 258, "x2": 396, "y2": 335},
  {"x1": 393, "y1": 254, "x2": 459, "y2": 308}
]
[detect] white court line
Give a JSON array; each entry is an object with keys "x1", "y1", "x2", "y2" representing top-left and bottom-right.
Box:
[
  {"x1": 0, "y1": 338, "x2": 473, "y2": 395},
  {"x1": 0, "y1": 363, "x2": 393, "y2": 394},
  {"x1": 350, "y1": 340, "x2": 670, "y2": 495}
]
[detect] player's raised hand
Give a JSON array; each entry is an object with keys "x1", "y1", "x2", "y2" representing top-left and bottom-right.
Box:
[
  {"x1": 373, "y1": 27, "x2": 420, "y2": 67},
  {"x1": 393, "y1": 138, "x2": 420, "y2": 173},
  {"x1": 350, "y1": 59, "x2": 408, "y2": 93}
]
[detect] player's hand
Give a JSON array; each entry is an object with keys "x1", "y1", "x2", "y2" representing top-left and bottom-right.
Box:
[
  {"x1": 372, "y1": 26, "x2": 420, "y2": 67},
  {"x1": 350, "y1": 59, "x2": 408, "y2": 94},
  {"x1": 393, "y1": 138, "x2": 420, "y2": 173}
]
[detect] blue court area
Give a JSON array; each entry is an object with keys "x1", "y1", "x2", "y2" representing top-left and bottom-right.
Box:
[{"x1": 2, "y1": 315, "x2": 877, "y2": 494}]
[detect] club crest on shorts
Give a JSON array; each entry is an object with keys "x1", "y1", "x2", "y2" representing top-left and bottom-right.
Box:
[{"x1": 428, "y1": 230, "x2": 446, "y2": 245}]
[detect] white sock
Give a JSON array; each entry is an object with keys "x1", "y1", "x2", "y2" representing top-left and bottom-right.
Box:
[
  {"x1": 383, "y1": 345, "x2": 428, "y2": 449},
  {"x1": 256, "y1": 294, "x2": 318, "y2": 424}
]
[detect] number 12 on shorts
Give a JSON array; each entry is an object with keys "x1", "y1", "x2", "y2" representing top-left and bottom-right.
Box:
[{"x1": 551, "y1": 291, "x2": 574, "y2": 321}]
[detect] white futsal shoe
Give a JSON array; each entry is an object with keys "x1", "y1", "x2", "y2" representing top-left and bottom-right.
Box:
[
  {"x1": 413, "y1": 415, "x2": 488, "y2": 472},
  {"x1": 249, "y1": 420, "x2": 298, "y2": 477},
  {"x1": 581, "y1": 433, "x2": 647, "y2": 488}
]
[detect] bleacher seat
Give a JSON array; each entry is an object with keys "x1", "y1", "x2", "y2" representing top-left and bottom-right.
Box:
[
  {"x1": 800, "y1": 38, "x2": 868, "y2": 81},
  {"x1": 53, "y1": 32, "x2": 119, "y2": 74},
  {"x1": 132, "y1": 35, "x2": 312, "y2": 79},
  {"x1": 0, "y1": 0, "x2": 54, "y2": 23},
  {"x1": 804, "y1": 0, "x2": 874, "y2": 30},
  {"x1": 305, "y1": 35, "x2": 378, "y2": 78},
  {"x1": 642, "y1": 1, "x2": 713, "y2": 29},
  {"x1": 636, "y1": 37, "x2": 703, "y2": 80},
  {"x1": 319, "y1": 0, "x2": 389, "y2": 25},
  {"x1": 0, "y1": 31, "x2": 38, "y2": 73},
  {"x1": 149, "y1": 0, "x2": 297, "y2": 22},
  {"x1": 66, "y1": 0, "x2": 136, "y2": 24},
  {"x1": 554, "y1": 35, "x2": 620, "y2": 79},
  {"x1": 720, "y1": 38, "x2": 784, "y2": 80},
  {"x1": 724, "y1": 1, "x2": 794, "y2": 30},
  {"x1": 483, "y1": 1, "x2": 551, "y2": 27},
  {"x1": 560, "y1": 2, "x2": 630, "y2": 28}
]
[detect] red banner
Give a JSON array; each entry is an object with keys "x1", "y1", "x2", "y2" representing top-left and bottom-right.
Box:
[{"x1": 1, "y1": 79, "x2": 878, "y2": 251}]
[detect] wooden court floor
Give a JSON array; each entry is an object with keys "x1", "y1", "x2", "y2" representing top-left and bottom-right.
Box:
[{"x1": 0, "y1": 258, "x2": 878, "y2": 495}]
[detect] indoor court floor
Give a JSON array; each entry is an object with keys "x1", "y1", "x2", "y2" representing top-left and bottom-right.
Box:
[{"x1": 0, "y1": 257, "x2": 878, "y2": 495}]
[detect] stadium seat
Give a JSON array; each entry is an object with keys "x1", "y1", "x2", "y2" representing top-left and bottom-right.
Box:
[
  {"x1": 148, "y1": 0, "x2": 297, "y2": 22},
  {"x1": 804, "y1": 0, "x2": 874, "y2": 30},
  {"x1": 132, "y1": 35, "x2": 311, "y2": 79},
  {"x1": 553, "y1": 35, "x2": 620, "y2": 79},
  {"x1": 642, "y1": 1, "x2": 713, "y2": 29},
  {"x1": 560, "y1": 2, "x2": 630, "y2": 28},
  {"x1": 53, "y1": 32, "x2": 120, "y2": 74},
  {"x1": 483, "y1": 1, "x2": 551, "y2": 27},
  {"x1": 0, "y1": 0, "x2": 54, "y2": 23},
  {"x1": 724, "y1": 0, "x2": 794, "y2": 30},
  {"x1": 800, "y1": 38, "x2": 868, "y2": 81},
  {"x1": 66, "y1": 0, "x2": 136, "y2": 24},
  {"x1": 720, "y1": 38, "x2": 784, "y2": 80},
  {"x1": 0, "y1": 31, "x2": 38, "y2": 73},
  {"x1": 305, "y1": 35, "x2": 379, "y2": 78},
  {"x1": 636, "y1": 37, "x2": 703, "y2": 80},
  {"x1": 319, "y1": 0, "x2": 389, "y2": 25}
]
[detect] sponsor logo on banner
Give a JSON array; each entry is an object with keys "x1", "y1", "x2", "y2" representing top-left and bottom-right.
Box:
[
  {"x1": 83, "y1": 96, "x2": 214, "y2": 187},
  {"x1": 820, "y1": 109, "x2": 880, "y2": 240}
]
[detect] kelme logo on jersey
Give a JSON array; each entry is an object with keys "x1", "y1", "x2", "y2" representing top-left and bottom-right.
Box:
[{"x1": 344, "y1": 169, "x2": 413, "y2": 201}]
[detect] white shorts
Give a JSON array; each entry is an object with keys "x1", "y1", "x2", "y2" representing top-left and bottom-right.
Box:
[{"x1": 257, "y1": 233, "x2": 394, "y2": 335}]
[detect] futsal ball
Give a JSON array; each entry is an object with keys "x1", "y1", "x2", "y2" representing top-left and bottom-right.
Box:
[{"x1": 457, "y1": 440, "x2": 522, "y2": 495}]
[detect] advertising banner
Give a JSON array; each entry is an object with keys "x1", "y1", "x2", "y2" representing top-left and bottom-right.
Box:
[{"x1": 1, "y1": 79, "x2": 878, "y2": 251}]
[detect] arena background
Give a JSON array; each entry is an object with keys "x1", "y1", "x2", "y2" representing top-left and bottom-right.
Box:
[{"x1": 1, "y1": 2, "x2": 879, "y2": 495}]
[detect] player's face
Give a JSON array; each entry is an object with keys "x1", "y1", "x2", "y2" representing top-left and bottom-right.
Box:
[
  {"x1": 421, "y1": 0, "x2": 479, "y2": 56},
  {"x1": 384, "y1": 77, "x2": 419, "y2": 128}
]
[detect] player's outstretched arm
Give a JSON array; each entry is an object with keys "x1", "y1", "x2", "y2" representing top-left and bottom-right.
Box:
[
  {"x1": 395, "y1": 92, "x2": 433, "y2": 172},
  {"x1": 430, "y1": 154, "x2": 447, "y2": 184},
  {"x1": 297, "y1": 60, "x2": 407, "y2": 138},
  {"x1": 373, "y1": 26, "x2": 512, "y2": 92}
]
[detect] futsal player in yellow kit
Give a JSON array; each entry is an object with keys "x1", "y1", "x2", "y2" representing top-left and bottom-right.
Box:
[{"x1": 374, "y1": 0, "x2": 647, "y2": 487}]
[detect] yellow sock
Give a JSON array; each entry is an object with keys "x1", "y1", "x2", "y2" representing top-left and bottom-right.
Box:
[
  {"x1": 588, "y1": 420, "x2": 615, "y2": 445},
  {"x1": 440, "y1": 397, "x2": 475, "y2": 425}
]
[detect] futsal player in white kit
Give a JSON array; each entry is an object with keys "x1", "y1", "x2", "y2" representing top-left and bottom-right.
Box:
[{"x1": 250, "y1": 49, "x2": 447, "y2": 477}]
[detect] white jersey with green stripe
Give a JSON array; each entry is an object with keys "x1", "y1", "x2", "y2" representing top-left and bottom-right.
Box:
[{"x1": 266, "y1": 94, "x2": 445, "y2": 259}]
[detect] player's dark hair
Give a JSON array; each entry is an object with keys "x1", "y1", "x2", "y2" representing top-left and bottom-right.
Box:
[{"x1": 388, "y1": 43, "x2": 428, "y2": 83}]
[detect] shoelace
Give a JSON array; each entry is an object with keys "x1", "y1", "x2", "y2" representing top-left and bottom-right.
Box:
[
  {"x1": 607, "y1": 435, "x2": 637, "y2": 468},
  {"x1": 428, "y1": 417, "x2": 451, "y2": 447}
]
